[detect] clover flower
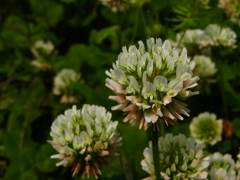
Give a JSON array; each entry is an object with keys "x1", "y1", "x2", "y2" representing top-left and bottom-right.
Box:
[
  {"x1": 48, "y1": 105, "x2": 122, "y2": 178},
  {"x1": 202, "y1": 24, "x2": 237, "y2": 48},
  {"x1": 190, "y1": 112, "x2": 222, "y2": 145},
  {"x1": 53, "y1": 69, "x2": 81, "y2": 103},
  {"x1": 99, "y1": 0, "x2": 136, "y2": 12},
  {"x1": 175, "y1": 29, "x2": 205, "y2": 48},
  {"x1": 235, "y1": 148, "x2": 240, "y2": 180},
  {"x1": 207, "y1": 152, "x2": 236, "y2": 180},
  {"x1": 30, "y1": 39, "x2": 56, "y2": 70},
  {"x1": 218, "y1": 0, "x2": 240, "y2": 25},
  {"x1": 193, "y1": 55, "x2": 217, "y2": 79},
  {"x1": 106, "y1": 38, "x2": 199, "y2": 129},
  {"x1": 141, "y1": 133, "x2": 209, "y2": 180}
]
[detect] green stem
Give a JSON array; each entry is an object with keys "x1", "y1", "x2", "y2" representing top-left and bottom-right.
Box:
[
  {"x1": 218, "y1": 58, "x2": 228, "y2": 119},
  {"x1": 159, "y1": 119, "x2": 165, "y2": 137},
  {"x1": 152, "y1": 122, "x2": 162, "y2": 180}
]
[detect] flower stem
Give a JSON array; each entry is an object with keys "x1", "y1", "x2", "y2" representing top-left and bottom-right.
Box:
[{"x1": 152, "y1": 122, "x2": 162, "y2": 180}]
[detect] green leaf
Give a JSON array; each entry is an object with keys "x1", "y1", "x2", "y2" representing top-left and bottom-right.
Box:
[
  {"x1": 89, "y1": 26, "x2": 119, "y2": 50},
  {"x1": 1, "y1": 15, "x2": 30, "y2": 48},
  {"x1": 35, "y1": 143, "x2": 58, "y2": 173},
  {"x1": 216, "y1": 139, "x2": 232, "y2": 154},
  {"x1": 30, "y1": 0, "x2": 64, "y2": 26}
]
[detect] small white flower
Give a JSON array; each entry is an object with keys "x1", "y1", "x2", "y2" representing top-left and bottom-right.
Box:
[
  {"x1": 30, "y1": 39, "x2": 56, "y2": 70},
  {"x1": 190, "y1": 112, "x2": 222, "y2": 145},
  {"x1": 193, "y1": 55, "x2": 217, "y2": 78},
  {"x1": 53, "y1": 69, "x2": 81, "y2": 103},
  {"x1": 203, "y1": 24, "x2": 237, "y2": 48},
  {"x1": 141, "y1": 133, "x2": 209, "y2": 179},
  {"x1": 48, "y1": 105, "x2": 122, "y2": 178},
  {"x1": 207, "y1": 152, "x2": 236, "y2": 180}
]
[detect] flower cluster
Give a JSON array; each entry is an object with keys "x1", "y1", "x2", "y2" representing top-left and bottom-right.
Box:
[
  {"x1": 175, "y1": 24, "x2": 237, "y2": 49},
  {"x1": 99, "y1": 0, "x2": 136, "y2": 12},
  {"x1": 203, "y1": 24, "x2": 237, "y2": 48},
  {"x1": 141, "y1": 133, "x2": 209, "y2": 180},
  {"x1": 106, "y1": 38, "x2": 199, "y2": 129},
  {"x1": 235, "y1": 149, "x2": 240, "y2": 179},
  {"x1": 175, "y1": 29, "x2": 205, "y2": 48},
  {"x1": 192, "y1": 55, "x2": 217, "y2": 79},
  {"x1": 30, "y1": 39, "x2": 56, "y2": 70},
  {"x1": 53, "y1": 69, "x2": 81, "y2": 103},
  {"x1": 207, "y1": 152, "x2": 236, "y2": 180},
  {"x1": 48, "y1": 105, "x2": 122, "y2": 178},
  {"x1": 190, "y1": 112, "x2": 222, "y2": 145},
  {"x1": 218, "y1": 0, "x2": 240, "y2": 25}
]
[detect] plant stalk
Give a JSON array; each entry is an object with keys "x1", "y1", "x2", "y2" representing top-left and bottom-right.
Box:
[{"x1": 152, "y1": 122, "x2": 162, "y2": 180}]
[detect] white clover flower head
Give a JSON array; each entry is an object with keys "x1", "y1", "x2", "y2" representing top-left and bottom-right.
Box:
[
  {"x1": 176, "y1": 29, "x2": 205, "y2": 48},
  {"x1": 208, "y1": 152, "x2": 236, "y2": 180},
  {"x1": 202, "y1": 24, "x2": 237, "y2": 48},
  {"x1": 236, "y1": 148, "x2": 240, "y2": 179},
  {"x1": 141, "y1": 133, "x2": 209, "y2": 180},
  {"x1": 190, "y1": 112, "x2": 222, "y2": 145},
  {"x1": 100, "y1": 0, "x2": 129, "y2": 12},
  {"x1": 53, "y1": 69, "x2": 81, "y2": 103},
  {"x1": 218, "y1": 0, "x2": 240, "y2": 25},
  {"x1": 193, "y1": 55, "x2": 217, "y2": 78},
  {"x1": 106, "y1": 38, "x2": 199, "y2": 129},
  {"x1": 30, "y1": 39, "x2": 56, "y2": 70},
  {"x1": 48, "y1": 105, "x2": 122, "y2": 178}
]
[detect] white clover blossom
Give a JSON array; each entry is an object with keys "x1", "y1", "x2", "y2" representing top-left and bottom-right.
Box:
[
  {"x1": 99, "y1": 0, "x2": 136, "y2": 12},
  {"x1": 53, "y1": 69, "x2": 81, "y2": 103},
  {"x1": 30, "y1": 39, "x2": 56, "y2": 70},
  {"x1": 175, "y1": 29, "x2": 205, "y2": 48},
  {"x1": 202, "y1": 24, "x2": 237, "y2": 48},
  {"x1": 218, "y1": 0, "x2": 240, "y2": 25},
  {"x1": 236, "y1": 148, "x2": 240, "y2": 179},
  {"x1": 207, "y1": 152, "x2": 236, "y2": 180},
  {"x1": 48, "y1": 105, "x2": 122, "y2": 178},
  {"x1": 193, "y1": 55, "x2": 217, "y2": 78},
  {"x1": 106, "y1": 38, "x2": 199, "y2": 129},
  {"x1": 141, "y1": 133, "x2": 209, "y2": 180},
  {"x1": 190, "y1": 112, "x2": 222, "y2": 145}
]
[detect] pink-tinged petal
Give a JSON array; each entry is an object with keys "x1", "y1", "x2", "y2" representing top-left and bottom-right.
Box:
[
  {"x1": 144, "y1": 121, "x2": 149, "y2": 130},
  {"x1": 56, "y1": 160, "x2": 67, "y2": 166},
  {"x1": 126, "y1": 95, "x2": 139, "y2": 104},
  {"x1": 123, "y1": 104, "x2": 138, "y2": 112},
  {"x1": 72, "y1": 163, "x2": 81, "y2": 177},
  {"x1": 106, "y1": 79, "x2": 126, "y2": 94},
  {"x1": 99, "y1": 150, "x2": 109, "y2": 157},
  {"x1": 168, "y1": 106, "x2": 184, "y2": 120},
  {"x1": 51, "y1": 154, "x2": 65, "y2": 159},
  {"x1": 162, "y1": 108, "x2": 175, "y2": 120},
  {"x1": 163, "y1": 95, "x2": 172, "y2": 105},
  {"x1": 136, "y1": 102, "x2": 151, "y2": 110},
  {"x1": 144, "y1": 110, "x2": 158, "y2": 123},
  {"x1": 108, "y1": 95, "x2": 127, "y2": 103},
  {"x1": 123, "y1": 111, "x2": 137, "y2": 123},
  {"x1": 139, "y1": 117, "x2": 145, "y2": 129},
  {"x1": 163, "y1": 116, "x2": 178, "y2": 126},
  {"x1": 111, "y1": 102, "x2": 128, "y2": 111},
  {"x1": 48, "y1": 140, "x2": 66, "y2": 154},
  {"x1": 183, "y1": 76, "x2": 199, "y2": 87},
  {"x1": 172, "y1": 100, "x2": 190, "y2": 116},
  {"x1": 154, "y1": 108, "x2": 163, "y2": 117}
]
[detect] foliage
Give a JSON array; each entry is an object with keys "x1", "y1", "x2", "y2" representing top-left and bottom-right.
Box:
[{"x1": 1, "y1": 0, "x2": 240, "y2": 179}]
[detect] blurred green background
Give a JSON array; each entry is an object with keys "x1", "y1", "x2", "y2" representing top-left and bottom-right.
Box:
[{"x1": 1, "y1": 0, "x2": 240, "y2": 179}]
